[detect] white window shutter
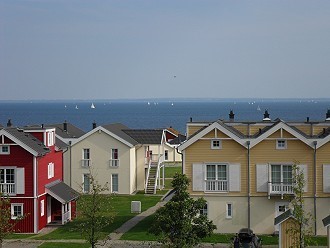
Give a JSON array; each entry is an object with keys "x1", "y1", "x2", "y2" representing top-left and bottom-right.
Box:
[
  {"x1": 192, "y1": 163, "x2": 204, "y2": 191},
  {"x1": 229, "y1": 163, "x2": 240, "y2": 192},
  {"x1": 16, "y1": 168, "x2": 25, "y2": 194},
  {"x1": 256, "y1": 164, "x2": 268, "y2": 192},
  {"x1": 323, "y1": 164, "x2": 330, "y2": 193},
  {"x1": 297, "y1": 164, "x2": 308, "y2": 192}
]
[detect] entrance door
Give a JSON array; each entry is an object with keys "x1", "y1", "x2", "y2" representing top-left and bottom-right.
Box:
[
  {"x1": 47, "y1": 196, "x2": 52, "y2": 223},
  {"x1": 275, "y1": 201, "x2": 289, "y2": 232}
]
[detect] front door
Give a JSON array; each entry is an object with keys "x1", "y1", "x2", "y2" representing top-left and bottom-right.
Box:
[
  {"x1": 275, "y1": 201, "x2": 289, "y2": 232},
  {"x1": 47, "y1": 196, "x2": 52, "y2": 223}
]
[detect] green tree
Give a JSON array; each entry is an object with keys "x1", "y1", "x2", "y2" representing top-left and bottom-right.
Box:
[
  {"x1": 287, "y1": 164, "x2": 314, "y2": 248},
  {"x1": 150, "y1": 173, "x2": 216, "y2": 248},
  {"x1": 0, "y1": 192, "x2": 24, "y2": 248},
  {"x1": 77, "y1": 172, "x2": 114, "y2": 248}
]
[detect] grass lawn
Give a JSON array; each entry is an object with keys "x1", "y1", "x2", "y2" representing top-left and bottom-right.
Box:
[
  {"x1": 164, "y1": 166, "x2": 182, "y2": 178},
  {"x1": 33, "y1": 194, "x2": 161, "y2": 240},
  {"x1": 5, "y1": 233, "x2": 36, "y2": 239},
  {"x1": 38, "y1": 242, "x2": 90, "y2": 248}
]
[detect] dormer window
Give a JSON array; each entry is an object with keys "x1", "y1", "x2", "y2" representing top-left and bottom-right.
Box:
[
  {"x1": 47, "y1": 131, "x2": 55, "y2": 147},
  {"x1": 211, "y1": 139, "x2": 222, "y2": 149},
  {"x1": 276, "y1": 140, "x2": 287, "y2": 149},
  {"x1": 0, "y1": 145, "x2": 10, "y2": 154}
]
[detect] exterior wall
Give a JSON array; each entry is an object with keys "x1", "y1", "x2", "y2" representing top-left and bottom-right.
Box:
[
  {"x1": 187, "y1": 124, "x2": 207, "y2": 138},
  {"x1": 38, "y1": 195, "x2": 47, "y2": 232},
  {"x1": 136, "y1": 146, "x2": 147, "y2": 191},
  {"x1": 70, "y1": 130, "x2": 133, "y2": 194},
  {"x1": 63, "y1": 147, "x2": 71, "y2": 186},
  {"x1": 280, "y1": 218, "x2": 298, "y2": 248},
  {"x1": 10, "y1": 198, "x2": 35, "y2": 233},
  {"x1": 164, "y1": 144, "x2": 182, "y2": 163},
  {"x1": 129, "y1": 148, "x2": 137, "y2": 193}
]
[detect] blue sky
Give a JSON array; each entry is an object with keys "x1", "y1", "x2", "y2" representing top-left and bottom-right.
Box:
[{"x1": 1, "y1": 0, "x2": 330, "y2": 100}]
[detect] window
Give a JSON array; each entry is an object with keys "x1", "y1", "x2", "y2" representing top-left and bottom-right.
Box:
[
  {"x1": 211, "y1": 139, "x2": 222, "y2": 149},
  {"x1": 112, "y1": 174, "x2": 118, "y2": 193},
  {"x1": 0, "y1": 145, "x2": 10, "y2": 154},
  {"x1": 83, "y1": 174, "x2": 90, "y2": 193},
  {"x1": 226, "y1": 203, "x2": 233, "y2": 219},
  {"x1": 205, "y1": 164, "x2": 228, "y2": 191},
  {"x1": 110, "y1": 149, "x2": 119, "y2": 167},
  {"x1": 270, "y1": 164, "x2": 293, "y2": 194},
  {"x1": 40, "y1": 200, "x2": 45, "y2": 216},
  {"x1": 82, "y1": 149, "x2": 91, "y2": 167},
  {"x1": 200, "y1": 203, "x2": 208, "y2": 216},
  {"x1": 0, "y1": 168, "x2": 15, "y2": 194},
  {"x1": 11, "y1": 203, "x2": 23, "y2": 219},
  {"x1": 164, "y1": 150, "x2": 168, "y2": 161},
  {"x1": 47, "y1": 132, "x2": 54, "y2": 146},
  {"x1": 48, "y1": 162, "x2": 54, "y2": 179},
  {"x1": 276, "y1": 139, "x2": 287, "y2": 149}
]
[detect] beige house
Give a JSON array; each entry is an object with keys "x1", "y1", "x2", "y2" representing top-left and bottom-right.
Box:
[
  {"x1": 178, "y1": 110, "x2": 330, "y2": 235},
  {"x1": 67, "y1": 123, "x2": 170, "y2": 194}
]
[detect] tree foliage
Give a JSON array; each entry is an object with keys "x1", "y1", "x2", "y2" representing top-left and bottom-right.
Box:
[
  {"x1": 77, "y1": 172, "x2": 114, "y2": 248},
  {"x1": 287, "y1": 164, "x2": 314, "y2": 248},
  {"x1": 150, "y1": 173, "x2": 216, "y2": 248}
]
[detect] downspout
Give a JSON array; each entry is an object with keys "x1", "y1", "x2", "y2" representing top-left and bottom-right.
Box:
[
  {"x1": 313, "y1": 141, "x2": 317, "y2": 235},
  {"x1": 33, "y1": 156, "x2": 38, "y2": 233},
  {"x1": 176, "y1": 147, "x2": 183, "y2": 174},
  {"x1": 247, "y1": 141, "x2": 251, "y2": 230}
]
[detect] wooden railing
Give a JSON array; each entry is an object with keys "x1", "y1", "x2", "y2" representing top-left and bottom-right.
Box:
[
  {"x1": 0, "y1": 183, "x2": 15, "y2": 194},
  {"x1": 205, "y1": 180, "x2": 228, "y2": 192}
]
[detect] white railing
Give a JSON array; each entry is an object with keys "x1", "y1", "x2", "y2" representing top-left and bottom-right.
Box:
[
  {"x1": 268, "y1": 182, "x2": 294, "y2": 198},
  {"x1": 145, "y1": 159, "x2": 152, "y2": 193},
  {"x1": 62, "y1": 211, "x2": 70, "y2": 224},
  {"x1": 205, "y1": 180, "x2": 228, "y2": 192},
  {"x1": 153, "y1": 155, "x2": 165, "y2": 194},
  {"x1": 81, "y1": 159, "x2": 91, "y2": 167},
  {"x1": 0, "y1": 183, "x2": 15, "y2": 194},
  {"x1": 109, "y1": 159, "x2": 119, "y2": 167}
]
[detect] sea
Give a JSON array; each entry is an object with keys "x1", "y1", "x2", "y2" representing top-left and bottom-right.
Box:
[{"x1": 1, "y1": 99, "x2": 330, "y2": 134}]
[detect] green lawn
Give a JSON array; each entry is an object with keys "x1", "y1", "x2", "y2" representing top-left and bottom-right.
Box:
[
  {"x1": 164, "y1": 166, "x2": 182, "y2": 178},
  {"x1": 5, "y1": 233, "x2": 36, "y2": 239},
  {"x1": 38, "y1": 242, "x2": 90, "y2": 248},
  {"x1": 33, "y1": 194, "x2": 161, "y2": 240}
]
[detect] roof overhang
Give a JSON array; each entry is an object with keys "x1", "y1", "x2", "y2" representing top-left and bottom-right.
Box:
[
  {"x1": 323, "y1": 215, "x2": 330, "y2": 227},
  {"x1": 45, "y1": 180, "x2": 79, "y2": 204}
]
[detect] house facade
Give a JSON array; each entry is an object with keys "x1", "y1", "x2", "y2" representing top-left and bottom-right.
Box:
[
  {"x1": 178, "y1": 111, "x2": 330, "y2": 235},
  {"x1": 0, "y1": 126, "x2": 78, "y2": 233}
]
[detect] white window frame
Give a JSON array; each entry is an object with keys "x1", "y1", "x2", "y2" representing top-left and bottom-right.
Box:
[
  {"x1": 82, "y1": 148, "x2": 91, "y2": 167},
  {"x1": 211, "y1": 139, "x2": 222, "y2": 149},
  {"x1": 111, "y1": 174, "x2": 119, "y2": 193},
  {"x1": 83, "y1": 174, "x2": 90, "y2": 193},
  {"x1": 47, "y1": 132, "x2": 54, "y2": 146},
  {"x1": 0, "y1": 145, "x2": 10, "y2": 154},
  {"x1": 0, "y1": 167, "x2": 16, "y2": 194},
  {"x1": 11, "y1": 203, "x2": 23, "y2": 219},
  {"x1": 200, "y1": 203, "x2": 208, "y2": 216},
  {"x1": 110, "y1": 148, "x2": 119, "y2": 167},
  {"x1": 164, "y1": 150, "x2": 169, "y2": 161},
  {"x1": 40, "y1": 200, "x2": 45, "y2": 216},
  {"x1": 276, "y1": 139, "x2": 287, "y2": 149},
  {"x1": 205, "y1": 163, "x2": 228, "y2": 192},
  {"x1": 48, "y1": 162, "x2": 54, "y2": 179},
  {"x1": 226, "y1": 202, "x2": 233, "y2": 219}
]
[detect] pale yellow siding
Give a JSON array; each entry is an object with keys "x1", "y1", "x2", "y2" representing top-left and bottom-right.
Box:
[
  {"x1": 295, "y1": 125, "x2": 312, "y2": 135},
  {"x1": 229, "y1": 124, "x2": 249, "y2": 136},
  {"x1": 187, "y1": 125, "x2": 206, "y2": 137}
]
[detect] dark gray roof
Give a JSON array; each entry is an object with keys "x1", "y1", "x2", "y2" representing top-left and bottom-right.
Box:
[
  {"x1": 5, "y1": 128, "x2": 50, "y2": 156},
  {"x1": 323, "y1": 215, "x2": 330, "y2": 227},
  {"x1": 55, "y1": 137, "x2": 68, "y2": 150},
  {"x1": 102, "y1": 123, "x2": 138, "y2": 146},
  {"x1": 46, "y1": 180, "x2": 79, "y2": 203},
  {"x1": 169, "y1": 134, "x2": 186, "y2": 145},
  {"x1": 274, "y1": 209, "x2": 295, "y2": 225},
  {"x1": 45, "y1": 122, "x2": 85, "y2": 139},
  {"x1": 123, "y1": 129, "x2": 164, "y2": 144}
]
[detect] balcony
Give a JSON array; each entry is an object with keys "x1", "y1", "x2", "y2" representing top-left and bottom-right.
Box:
[
  {"x1": 205, "y1": 180, "x2": 228, "y2": 192},
  {"x1": 268, "y1": 182, "x2": 294, "y2": 199},
  {"x1": 109, "y1": 159, "x2": 119, "y2": 167},
  {"x1": 81, "y1": 159, "x2": 91, "y2": 167},
  {"x1": 0, "y1": 183, "x2": 15, "y2": 194}
]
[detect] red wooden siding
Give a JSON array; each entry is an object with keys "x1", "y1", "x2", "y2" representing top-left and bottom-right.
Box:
[
  {"x1": 29, "y1": 132, "x2": 44, "y2": 143},
  {"x1": 10, "y1": 198, "x2": 34, "y2": 233},
  {"x1": 38, "y1": 195, "x2": 47, "y2": 231},
  {"x1": 71, "y1": 200, "x2": 77, "y2": 219}
]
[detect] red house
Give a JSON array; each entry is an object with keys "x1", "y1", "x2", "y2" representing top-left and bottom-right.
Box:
[{"x1": 0, "y1": 125, "x2": 79, "y2": 233}]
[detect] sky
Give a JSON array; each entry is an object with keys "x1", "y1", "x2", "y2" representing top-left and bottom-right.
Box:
[{"x1": 1, "y1": 0, "x2": 330, "y2": 100}]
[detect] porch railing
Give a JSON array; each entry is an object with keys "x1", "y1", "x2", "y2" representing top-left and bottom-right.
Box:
[
  {"x1": 268, "y1": 182, "x2": 294, "y2": 199},
  {"x1": 109, "y1": 159, "x2": 119, "y2": 167},
  {"x1": 205, "y1": 180, "x2": 228, "y2": 192},
  {"x1": 62, "y1": 211, "x2": 70, "y2": 224},
  {"x1": 0, "y1": 183, "x2": 15, "y2": 194},
  {"x1": 81, "y1": 159, "x2": 91, "y2": 167}
]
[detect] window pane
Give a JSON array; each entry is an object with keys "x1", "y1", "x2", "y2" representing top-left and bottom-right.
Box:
[
  {"x1": 83, "y1": 149, "x2": 90, "y2": 159},
  {"x1": 112, "y1": 174, "x2": 118, "y2": 192},
  {"x1": 217, "y1": 165, "x2": 227, "y2": 180},
  {"x1": 206, "y1": 165, "x2": 216, "y2": 180},
  {"x1": 271, "y1": 165, "x2": 281, "y2": 183},
  {"x1": 112, "y1": 149, "x2": 118, "y2": 159},
  {"x1": 6, "y1": 169, "x2": 15, "y2": 183},
  {"x1": 0, "y1": 169, "x2": 4, "y2": 183},
  {"x1": 283, "y1": 165, "x2": 292, "y2": 183},
  {"x1": 83, "y1": 174, "x2": 90, "y2": 192}
]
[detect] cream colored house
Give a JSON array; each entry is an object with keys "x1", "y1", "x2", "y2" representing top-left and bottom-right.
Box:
[
  {"x1": 179, "y1": 110, "x2": 330, "y2": 235},
  {"x1": 67, "y1": 123, "x2": 168, "y2": 195}
]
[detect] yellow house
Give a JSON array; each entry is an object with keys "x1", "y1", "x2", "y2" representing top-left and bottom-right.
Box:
[{"x1": 178, "y1": 110, "x2": 330, "y2": 235}]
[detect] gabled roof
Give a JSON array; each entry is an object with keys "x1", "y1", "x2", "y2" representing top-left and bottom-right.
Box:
[
  {"x1": 323, "y1": 215, "x2": 330, "y2": 227},
  {"x1": 102, "y1": 123, "x2": 138, "y2": 146},
  {"x1": 169, "y1": 134, "x2": 186, "y2": 145},
  {"x1": 45, "y1": 180, "x2": 79, "y2": 203},
  {"x1": 1, "y1": 128, "x2": 50, "y2": 156},
  {"x1": 274, "y1": 209, "x2": 295, "y2": 225},
  {"x1": 123, "y1": 129, "x2": 164, "y2": 144},
  {"x1": 45, "y1": 122, "x2": 85, "y2": 139},
  {"x1": 55, "y1": 137, "x2": 68, "y2": 150}
]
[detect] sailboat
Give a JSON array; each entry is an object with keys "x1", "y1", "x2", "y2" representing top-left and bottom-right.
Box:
[
  {"x1": 257, "y1": 105, "x2": 261, "y2": 111},
  {"x1": 75, "y1": 105, "x2": 79, "y2": 110},
  {"x1": 91, "y1": 103, "x2": 95, "y2": 109}
]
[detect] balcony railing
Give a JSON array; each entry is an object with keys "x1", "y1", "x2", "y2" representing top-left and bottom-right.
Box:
[
  {"x1": 81, "y1": 159, "x2": 91, "y2": 167},
  {"x1": 268, "y1": 182, "x2": 294, "y2": 197},
  {"x1": 205, "y1": 180, "x2": 228, "y2": 192},
  {"x1": 0, "y1": 183, "x2": 15, "y2": 194},
  {"x1": 109, "y1": 159, "x2": 119, "y2": 167}
]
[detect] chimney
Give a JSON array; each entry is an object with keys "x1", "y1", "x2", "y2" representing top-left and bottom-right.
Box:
[
  {"x1": 326, "y1": 109, "x2": 330, "y2": 121},
  {"x1": 190, "y1": 117, "x2": 193, "y2": 122},
  {"x1": 63, "y1": 120, "x2": 68, "y2": 132},
  {"x1": 263, "y1": 110, "x2": 271, "y2": 121},
  {"x1": 92, "y1": 121, "x2": 97, "y2": 129},
  {"x1": 306, "y1": 117, "x2": 310, "y2": 123},
  {"x1": 229, "y1": 110, "x2": 235, "y2": 122},
  {"x1": 7, "y1": 119, "x2": 12, "y2": 127}
]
